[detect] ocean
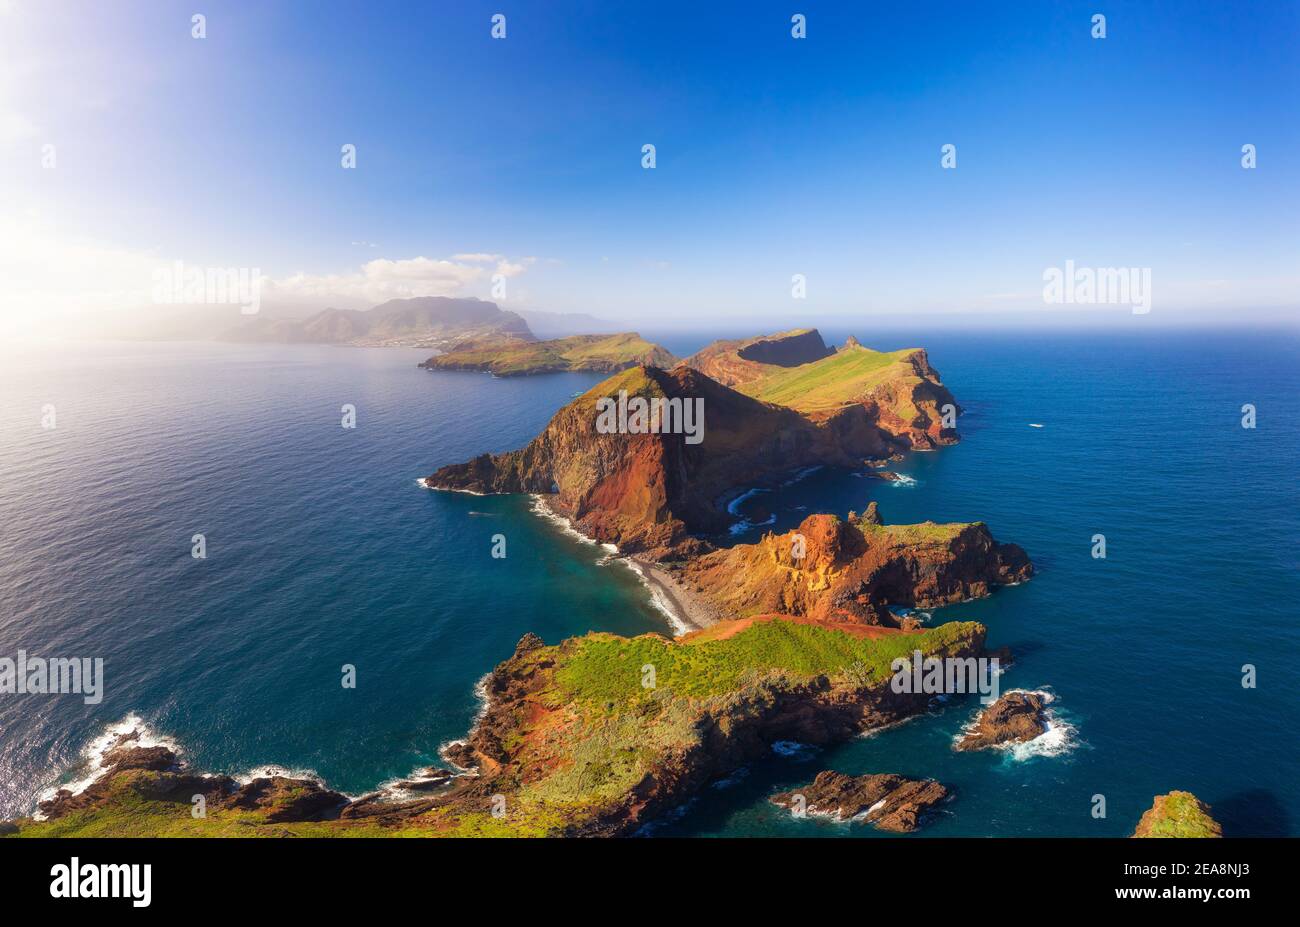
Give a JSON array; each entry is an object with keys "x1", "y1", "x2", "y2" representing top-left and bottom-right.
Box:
[{"x1": 1, "y1": 328, "x2": 1297, "y2": 837}]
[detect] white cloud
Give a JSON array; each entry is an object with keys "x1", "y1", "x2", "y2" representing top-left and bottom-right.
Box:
[
  {"x1": 493, "y1": 256, "x2": 536, "y2": 279},
  {"x1": 265, "y1": 254, "x2": 539, "y2": 307},
  {"x1": 268, "y1": 256, "x2": 483, "y2": 303},
  {"x1": 0, "y1": 217, "x2": 536, "y2": 336}
]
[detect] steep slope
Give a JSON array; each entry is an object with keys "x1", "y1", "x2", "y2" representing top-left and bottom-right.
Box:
[
  {"x1": 664, "y1": 506, "x2": 1031, "y2": 625},
  {"x1": 686, "y1": 330, "x2": 960, "y2": 449},
  {"x1": 424, "y1": 364, "x2": 903, "y2": 558},
  {"x1": 686, "y1": 328, "x2": 835, "y2": 387},
  {"x1": 421, "y1": 332, "x2": 677, "y2": 376}
]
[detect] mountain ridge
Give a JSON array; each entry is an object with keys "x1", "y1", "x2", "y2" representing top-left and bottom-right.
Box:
[{"x1": 222, "y1": 296, "x2": 533, "y2": 348}]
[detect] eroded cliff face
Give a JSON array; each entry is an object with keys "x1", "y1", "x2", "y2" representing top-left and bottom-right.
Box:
[
  {"x1": 665, "y1": 509, "x2": 1031, "y2": 626},
  {"x1": 686, "y1": 328, "x2": 836, "y2": 386},
  {"x1": 846, "y1": 344, "x2": 961, "y2": 450},
  {"x1": 426, "y1": 364, "x2": 901, "y2": 558},
  {"x1": 426, "y1": 329, "x2": 974, "y2": 557},
  {"x1": 687, "y1": 330, "x2": 961, "y2": 450}
]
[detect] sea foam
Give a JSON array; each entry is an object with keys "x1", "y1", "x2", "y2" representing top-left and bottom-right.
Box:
[
  {"x1": 953, "y1": 688, "x2": 1080, "y2": 761},
  {"x1": 33, "y1": 714, "x2": 182, "y2": 819}
]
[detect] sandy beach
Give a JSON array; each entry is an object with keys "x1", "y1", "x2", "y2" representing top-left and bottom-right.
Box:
[{"x1": 625, "y1": 557, "x2": 725, "y2": 633}]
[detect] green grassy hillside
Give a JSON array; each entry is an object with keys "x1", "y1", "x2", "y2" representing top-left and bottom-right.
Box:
[
  {"x1": 743, "y1": 344, "x2": 918, "y2": 412},
  {"x1": 424, "y1": 332, "x2": 677, "y2": 375}
]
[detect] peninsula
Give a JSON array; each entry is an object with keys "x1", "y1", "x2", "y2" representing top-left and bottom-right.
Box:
[{"x1": 7, "y1": 329, "x2": 1035, "y2": 839}]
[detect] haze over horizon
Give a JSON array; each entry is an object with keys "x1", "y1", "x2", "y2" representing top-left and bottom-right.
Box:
[{"x1": 1, "y1": 0, "x2": 1296, "y2": 339}]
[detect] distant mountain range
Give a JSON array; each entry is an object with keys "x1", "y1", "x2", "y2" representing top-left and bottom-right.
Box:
[
  {"x1": 515, "y1": 309, "x2": 623, "y2": 339},
  {"x1": 222, "y1": 297, "x2": 533, "y2": 348}
]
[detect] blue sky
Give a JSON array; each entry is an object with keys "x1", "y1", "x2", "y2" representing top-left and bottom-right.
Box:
[{"x1": 2, "y1": 0, "x2": 1297, "y2": 330}]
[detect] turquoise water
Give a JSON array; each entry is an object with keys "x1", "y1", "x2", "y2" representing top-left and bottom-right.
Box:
[{"x1": 2, "y1": 330, "x2": 1297, "y2": 836}]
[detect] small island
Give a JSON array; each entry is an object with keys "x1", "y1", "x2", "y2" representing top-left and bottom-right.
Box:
[
  {"x1": 770, "y1": 770, "x2": 951, "y2": 832},
  {"x1": 1132, "y1": 791, "x2": 1223, "y2": 838},
  {"x1": 954, "y1": 691, "x2": 1050, "y2": 751},
  {"x1": 420, "y1": 332, "x2": 677, "y2": 376}
]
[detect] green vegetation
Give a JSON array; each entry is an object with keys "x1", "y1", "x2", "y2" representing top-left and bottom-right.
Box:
[
  {"x1": 553, "y1": 618, "x2": 982, "y2": 704},
  {"x1": 426, "y1": 332, "x2": 676, "y2": 376},
  {"x1": 1137, "y1": 792, "x2": 1223, "y2": 838},
  {"x1": 10, "y1": 772, "x2": 396, "y2": 838},
  {"x1": 858, "y1": 519, "x2": 974, "y2": 545},
  {"x1": 494, "y1": 617, "x2": 983, "y2": 826},
  {"x1": 11, "y1": 617, "x2": 984, "y2": 839},
  {"x1": 743, "y1": 344, "x2": 919, "y2": 413}
]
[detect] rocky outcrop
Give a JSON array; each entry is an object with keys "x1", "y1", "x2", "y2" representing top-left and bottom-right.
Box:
[
  {"x1": 665, "y1": 509, "x2": 1031, "y2": 626},
  {"x1": 36, "y1": 734, "x2": 348, "y2": 824},
  {"x1": 1133, "y1": 791, "x2": 1223, "y2": 838},
  {"x1": 224, "y1": 776, "x2": 350, "y2": 822},
  {"x1": 855, "y1": 347, "x2": 959, "y2": 450},
  {"x1": 954, "y1": 690, "x2": 1048, "y2": 751},
  {"x1": 686, "y1": 330, "x2": 961, "y2": 450},
  {"x1": 686, "y1": 328, "x2": 835, "y2": 386},
  {"x1": 388, "y1": 768, "x2": 460, "y2": 793},
  {"x1": 770, "y1": 770, "x2": 950, "y2": 832}
]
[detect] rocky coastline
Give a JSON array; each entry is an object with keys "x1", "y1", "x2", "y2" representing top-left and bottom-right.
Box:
[
  {"x1": 14, "y1": 619, "x2": 990, "y2": 837},
  {"x1": 7, "y1": 329, "x2": 1053, "y2": 839}
]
